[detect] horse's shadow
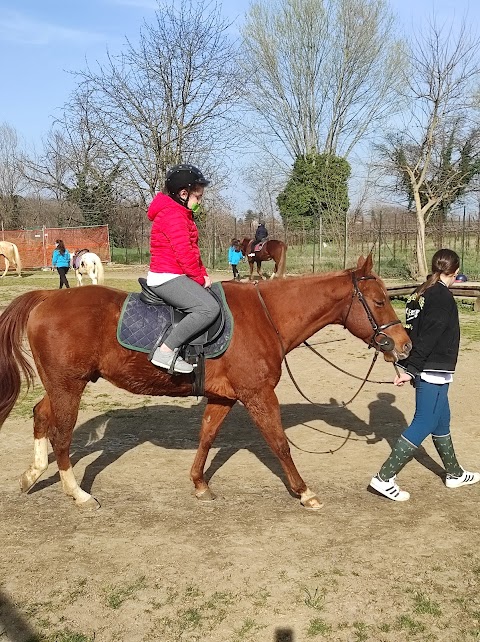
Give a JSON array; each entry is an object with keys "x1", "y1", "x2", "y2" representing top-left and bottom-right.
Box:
[{"x1": 31, "y1": 393, "x2": 443, "y2": 496}]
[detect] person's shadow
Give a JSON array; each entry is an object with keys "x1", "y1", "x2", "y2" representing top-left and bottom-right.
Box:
[
  {"x1": 367, "y1": 392, "x2": 444, "y2": 477},
  {"x1": 0, "y1": 589, "x2": 38, "y2": 641}
]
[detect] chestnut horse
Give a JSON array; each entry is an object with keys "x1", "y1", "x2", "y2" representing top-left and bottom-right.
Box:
[
  {"x1": 240, "y1": 237, "x2": 287, "y2": 279},
  {"x1": 0, "y1": 255, "x2": 411, "y2": 511}
]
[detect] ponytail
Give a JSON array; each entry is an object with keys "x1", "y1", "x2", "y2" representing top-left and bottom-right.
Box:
[{"x1": 414, "y1": 248, "x2": 460, "y2": 300}]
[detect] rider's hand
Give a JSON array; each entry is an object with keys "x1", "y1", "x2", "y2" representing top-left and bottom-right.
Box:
[
  {"x1": 204, "y1": 275, "x2": 212, "y2": 288},
  {"x1": 394, "y1": 372, "x2": 413, "y2": 386}
]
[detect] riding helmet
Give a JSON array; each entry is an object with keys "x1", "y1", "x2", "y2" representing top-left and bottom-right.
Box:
[{"x1": 165, "y1": 164, "x2": 210, "y2": 196}]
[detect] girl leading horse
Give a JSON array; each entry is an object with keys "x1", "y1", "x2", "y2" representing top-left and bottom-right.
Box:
[{"x1": 0, "y1": 255, "x2": 411, "y2": 511}]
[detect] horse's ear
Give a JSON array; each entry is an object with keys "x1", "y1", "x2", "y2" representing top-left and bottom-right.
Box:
[{"x1": 356, "y1": 253, "x2": 373, "y2": 274}]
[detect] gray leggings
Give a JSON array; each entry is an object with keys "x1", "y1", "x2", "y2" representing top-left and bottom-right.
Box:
[{"x1": 149, "y1": 276, "x2": 220, "y2": 350}]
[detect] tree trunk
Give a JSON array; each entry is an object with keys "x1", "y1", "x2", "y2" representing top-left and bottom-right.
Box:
[{"x1": 416, "y1": 212, "x2": 427, "y2": 280}]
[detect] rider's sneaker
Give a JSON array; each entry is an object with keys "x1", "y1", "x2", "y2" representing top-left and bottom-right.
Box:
[
  {"x1": 369, "y1": 474, "x2": 410, "y2": 501},
  {"x1": 248, "y1": 253, "x2": 255, "y2": 257},
  {"x1": 150, "y1": 349, "x2": 193, "y2": 374},
  {"x1": 445, "y1": 469, "x2": 480, "y2": 488}
]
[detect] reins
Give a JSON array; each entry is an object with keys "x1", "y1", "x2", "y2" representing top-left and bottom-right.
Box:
[{"x1": 253, "y1": 275, "x2": 399, "y2": 455}]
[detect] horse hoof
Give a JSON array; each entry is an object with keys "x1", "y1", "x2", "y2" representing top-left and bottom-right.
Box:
[
  {"x1": 300, "y1": 494, "x2": 324, "y2": 511},
  {"x1": 76, "y1": 497, "x2": 101, "y2": 511},
  {"x1": 19, "y1": 472, "x2": 39, "y2": 493},
  {"x1": 195, "y1": 488, "x2": 216, "y2": 502}
]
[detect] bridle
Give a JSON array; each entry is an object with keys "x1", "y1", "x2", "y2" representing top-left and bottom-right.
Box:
[
  {"x1": 253, "y1": 271, "x2": 403, "y2": 454},
  {"x1": 345, "y1": 272, "x2": 401, "y2": 354}
]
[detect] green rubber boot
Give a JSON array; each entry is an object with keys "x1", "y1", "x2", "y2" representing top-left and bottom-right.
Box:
[
  {"x1": 432, "y1": 433, "x2": 463, "y2": 477},
  {"x1": 377, "y1": 436, "x2": 417, "y2": 482}
]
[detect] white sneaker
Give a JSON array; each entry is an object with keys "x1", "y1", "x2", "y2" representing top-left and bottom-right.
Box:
[
  {"x1": 445, "y1": 469, "x2": 480, "y2": 489},
  {"x1": 369, "y1": 474, "x2": 410, "y2": 501},
  {"x1": 150, "y1": 349, "x2": 193, "y2": 374},
  {"x1": 248, "y1": 253, "x2": 255, "y2": 257}
]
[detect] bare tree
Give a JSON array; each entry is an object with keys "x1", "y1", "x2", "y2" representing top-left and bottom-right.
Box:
[
  {"x1": 376, "y1": 18, "x2": 480, "y2": 279},
  {"x1": 241, "y1": 0, "x2": 405, "y2": 161},
  {"x1": 0, "y1": 123, "x2": 26, "y2": 228},
  {"x1": 65, "y1": 0, "x2": 244, "y2": 204}
]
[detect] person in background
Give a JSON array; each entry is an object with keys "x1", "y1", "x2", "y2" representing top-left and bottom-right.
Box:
[
  {"x1": 228, "y1": 238, "x2": 243, "y2": 281},
  {"x1": 146, "y1": 163, "x2": 220, "y2": 375},
  {"x1": 248, "y1": 222, "x2": 268, "y2": 256},
  {"x1": 52, "y1": 239, "x2": 71, "y2": 289},
  {"x1": 369, "y1": 248, "x2": 480, "y2": 501}
]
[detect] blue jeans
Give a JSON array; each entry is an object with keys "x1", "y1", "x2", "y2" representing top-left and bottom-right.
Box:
[{"x1": 402, "y1": 378, "x2": 450, "y2": 447}]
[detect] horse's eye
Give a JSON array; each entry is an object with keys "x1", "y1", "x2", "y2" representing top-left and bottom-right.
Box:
[{"x1": 374, "y1": 300, "x2": 385, "y2": 307}]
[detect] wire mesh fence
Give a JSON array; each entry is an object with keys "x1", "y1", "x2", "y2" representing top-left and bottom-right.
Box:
[{"x1": 0, "y1": 225, "x2": 111, "y2": 269}]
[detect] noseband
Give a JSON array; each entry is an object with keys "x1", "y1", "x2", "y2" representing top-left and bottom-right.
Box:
[{"x1": 346, "y1": 272, "x2": 400, "y2": 353}]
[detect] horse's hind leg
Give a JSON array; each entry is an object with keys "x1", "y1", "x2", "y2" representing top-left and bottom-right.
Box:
[
  {"x1": 19, "y1": 395, "x2": 51, "y2": 492},
  {"x1": 49, "y1": 383, "x2": 99, "y2": 508},
  {"x1": 76, "y1": 271, "x2": 83, "y2": 286},
  {"x1": 89, "y1": 268, "x2": 97, "y2": 285},
  {"x1": 190, "y1": 399, "x2": 236, "y2": 501},
  {"x1": 241, "y1": 388, "x2": 323, "y2": 510},
  {"x1": 1, "y1": 257, "x2": 9, "y2": 278}
]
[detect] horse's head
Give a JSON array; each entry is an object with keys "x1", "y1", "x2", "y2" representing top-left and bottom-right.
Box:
[
  {"x1": 343, "y1": 254, "x2": 411, "y2": 362},
  {"x1": 240, "y1": 237, "x2": 250, "y2": 256}
]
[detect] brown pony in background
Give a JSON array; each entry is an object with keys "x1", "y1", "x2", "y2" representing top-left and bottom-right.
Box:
[
  {"x1": 0, "y1": 255, "x2": 411, "y2": 512},
  {"x1": 240, "y1": 237, "x2": 287, "y2": 279}
]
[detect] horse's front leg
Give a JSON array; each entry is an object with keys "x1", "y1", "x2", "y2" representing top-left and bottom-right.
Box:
[
  {"x1": 76, "y1": 271, "x2": 83, "y2": 286},
  {"x1": 256, "y1": 261, "x2": 264, "y2": 280},
  {"x1": 191, "y1": 398, "x2": 236, "y2": 501},
  {"x1": 89, "y1": 269, "x2": 97, "y2": 285},
  {"x1": 241, "y1": 388, "x2": 323, "y2": 510},
  {"x1": 248, "y1": 259, "x2": 254, "y2": 280}
]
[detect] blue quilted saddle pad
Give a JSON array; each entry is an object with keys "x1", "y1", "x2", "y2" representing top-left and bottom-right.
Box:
[{"x1": 117, "y1": 281, "x2": 233, "y2": 359}]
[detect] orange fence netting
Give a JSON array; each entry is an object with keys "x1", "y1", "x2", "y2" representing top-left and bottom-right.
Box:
[{"x1": 0, "y1": 225, "x2": 111, "y2": 270}]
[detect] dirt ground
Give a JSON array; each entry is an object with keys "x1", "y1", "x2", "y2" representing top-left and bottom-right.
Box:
[{"x1": 1, "y1": 267, "x2": 480, "y2": 642}]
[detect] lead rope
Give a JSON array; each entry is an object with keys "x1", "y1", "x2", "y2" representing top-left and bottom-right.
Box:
[{"x1": 254, "y1": 283, "x2": 360, "y2": 454}]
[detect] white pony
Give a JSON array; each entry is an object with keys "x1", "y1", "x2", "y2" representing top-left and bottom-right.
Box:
[
  {"x1": 0, "y1": 241, "x2": 22, "y2": 277},
  {"x1": 73, "y1": 250, "x2": 105, "y2": 286}
]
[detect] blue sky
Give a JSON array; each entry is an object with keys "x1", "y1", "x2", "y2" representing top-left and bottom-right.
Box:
[
  {"x1": 0, "y1": 0, "x2": 477, "y2": 212},
  {"x1": 0, "y1": 0, "x2": 250, "y2": 149}
]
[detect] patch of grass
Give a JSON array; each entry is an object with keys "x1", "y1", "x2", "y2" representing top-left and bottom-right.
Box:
[
  {"x1": 105, "y1": 576, "x2": 147, "y2": 609},
  {"x1": 249, "y1": 586, "x2": 271, "y2": 609},
  {"x1": 411, "y1": 591, "x2": 442, "y2": 616},
  {"x1": 461, "y1": 318, "x2": 480, "y2": 343},
  {"x1": 66, "y1": 578, "x2": 88, "y2": 604},
  {"x1": 35, "y1": 632, "x2": 95, "y2": 642},
  {"x1": 352, "y1": 621, "x2": 369, "y2": 641},
  {"x1": 231, "y1": 618, "x2": 264, "y2": 641},
  {"x1": 10, "y1": 385, "x2": 45, "y2": 419},
  {"x1": 306, "y1": 618, "x2": 331, "y2": 637},
  {"x1": 395, "y1": 614, "x2": 426, "y2": 634},
  {"x1": 303, "y1": 586, "x2": 326, "y2": 611}
]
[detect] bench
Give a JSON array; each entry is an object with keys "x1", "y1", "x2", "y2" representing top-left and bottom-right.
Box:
[{"x1": 386, "y1": 283, "x2": 480, "y2": 312}]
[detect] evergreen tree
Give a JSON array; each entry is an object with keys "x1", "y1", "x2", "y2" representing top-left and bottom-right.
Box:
[{"x1": 277, "y1": 153, "x2": 350, "y2": 231}]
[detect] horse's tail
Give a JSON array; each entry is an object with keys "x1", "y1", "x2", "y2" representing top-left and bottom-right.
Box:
[
  {"x1": 276, "y1": 242, "x2": 287, "y2": 278},
  {"x1": 12, "y1": 243, "x2": 22, "y2": 276},
  {"x1": 93, "y1": 255, "x2": 105, "y2": 285},
  {"x1": 0, "y1": 290, "x2": 52, "y2": 428}
]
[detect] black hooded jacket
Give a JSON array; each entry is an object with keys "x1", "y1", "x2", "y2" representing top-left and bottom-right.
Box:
[{"x1": 397, "y1": 281, "x2": 460, "y2": 376}]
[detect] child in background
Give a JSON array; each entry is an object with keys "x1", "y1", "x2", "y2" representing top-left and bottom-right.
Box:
[{"x1": 228, "y1": 239, "x2": 243, "y2": 281}]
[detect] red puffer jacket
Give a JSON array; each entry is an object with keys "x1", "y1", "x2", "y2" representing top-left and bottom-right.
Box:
[{"x1": 148, "y1": 192, "x2": 208, "y2": 285}]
